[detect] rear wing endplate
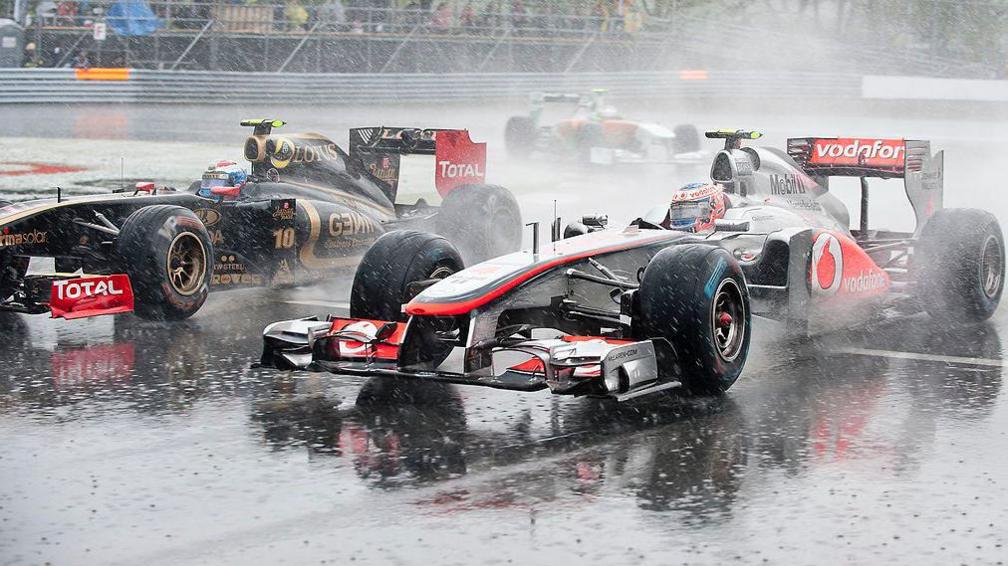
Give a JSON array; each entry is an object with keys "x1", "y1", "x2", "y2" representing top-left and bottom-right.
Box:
[
  {"x1": 349, "y1": 127, "x2": 486, "y2": 200},
  {"x1": 787, "y1": 137, "x2": 944, "y2": 235}
]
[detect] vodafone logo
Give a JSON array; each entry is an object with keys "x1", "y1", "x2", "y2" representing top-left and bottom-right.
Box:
[
  {"x1": 811, "y1": 233, "x2": 843, "y2": 296},
  {"x1": 809, "y1": 138, "x2": 905, "y2": 168},
  {"x1": 338, "y1": 320, "x2": 378, "y2": 355},
  {"x1": 53, "y1": 277, "x2": 125, "y2": 300}
]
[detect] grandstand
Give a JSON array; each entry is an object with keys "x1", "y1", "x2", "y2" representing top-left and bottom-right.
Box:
[{"x1": 1, "y1": 0, "x2": 1004, "y2": 77}]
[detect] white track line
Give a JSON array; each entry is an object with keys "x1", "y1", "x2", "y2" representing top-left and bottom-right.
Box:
[
  {"x1": 836, "y1": 347, "x2": 1007, "y2": 368},
  {"x1": 278, "y1": 299, "x2": 350, "y2": 310}
]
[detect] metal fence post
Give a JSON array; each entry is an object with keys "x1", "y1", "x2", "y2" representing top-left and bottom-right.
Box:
[
  {"x1": 277, "y1": 20, "x2": 322, "y2": 73},
  {"x1": 169, "y1": 19, "x2": 214, "y2": 71}
]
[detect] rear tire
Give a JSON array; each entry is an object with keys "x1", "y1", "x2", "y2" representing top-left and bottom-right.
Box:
[
  {"x1": 435, "y1": 184, "x2": 522, "y2": 265},
  {"x1": 635, "y1": 245, "x2": 751, "y2": 395},
  {"x1": 672, "y1": 124, "x2": 700, "y2": 154},
  {"x1": 116, "y1": 205, "x2": 213, "y2": 320},
  {"x1": 915, "y1": 208, "x2": 1004, "y2": 323},
  {"x1": 351, "y1": 230, "x2": 463, "y2": 322},
  {"x1": 505, "y1": 116, "x2": 536, "y2": 159},
  {"x1": 575, "y1": 122, "x2": 604, "y2": 163}
]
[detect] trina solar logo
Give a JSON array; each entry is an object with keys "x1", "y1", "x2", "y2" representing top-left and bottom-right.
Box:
[{"x1": 0, "y1": 228, "x2": 47, "y2": 248}]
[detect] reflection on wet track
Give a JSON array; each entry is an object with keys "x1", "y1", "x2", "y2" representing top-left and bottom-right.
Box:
[
  {"x1": 2, "y1": 288, "x2": 1006, "y2": 564},
  {"x1": 3, "y1": 103, "x2": 1008, "y2": 564}
]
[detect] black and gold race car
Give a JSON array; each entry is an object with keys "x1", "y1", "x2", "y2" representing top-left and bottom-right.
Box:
[{"x1": 0, "y1": 119, "x2": 522, "y2": 320}]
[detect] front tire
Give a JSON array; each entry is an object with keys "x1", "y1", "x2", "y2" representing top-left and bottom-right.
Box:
[
  {"x1": 672, "y1": 124, "x2": 700, "y2": 154},
  {"x1": 435, "y1": 184, "x2": 522, "y2": 265},
  {"x1": 116, "y1": 205, "x2": 213, "y2": 320},
  {"x1": 505, "y1": 116, "x2": 536, "y2": 159},
  {"x1": 635, "y1": 245, "x2": 751, "y2": 395},
  {"x1": 915, "y1": 208, "x2": 1004, "y2": 323},
  {"x1": 351, "y1": 230, "x2": 463, "y2": 322}
]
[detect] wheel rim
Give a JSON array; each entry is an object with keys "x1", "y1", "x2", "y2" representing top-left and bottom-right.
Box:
[
  {"x1": 711, "y1": 278, "x2": 746, "y2": 362},
  {"x1": 427, "y1": 265, "x2": 455, "y2": 281},
  {"x1": 489, "y1": 209, "x2": 519, "y2": 253},
  {"x1": 980, "y1": 235, "x2": 1002, "y2": 299},
  {"x1": 166, "y1": 232, "x2": 206, "y2": 296}
]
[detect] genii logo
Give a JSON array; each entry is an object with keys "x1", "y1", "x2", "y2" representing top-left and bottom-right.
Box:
[{"x1": 810, "y1": 233, "x2": 843, "y2": 296}]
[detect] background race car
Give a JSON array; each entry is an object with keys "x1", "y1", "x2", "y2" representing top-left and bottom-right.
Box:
[
  {"x1": 504, "y1": 89, "x2": 704, "y2": 165},
  {"x1": 0, "y1": 120, "x2": 522, "y2": 320}
]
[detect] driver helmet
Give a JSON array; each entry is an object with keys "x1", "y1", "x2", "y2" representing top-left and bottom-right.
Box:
[
  {"x1": 662, "y1": 182, "x2": 729, "y2": 232},
  {"x1": 199, "y1": 160, "x2": 247, "y2": 198}
]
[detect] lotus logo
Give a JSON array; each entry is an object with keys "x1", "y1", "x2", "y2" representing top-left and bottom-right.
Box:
[{"x1": 194, "y1": 208, "x2": 222, "y2": 227}]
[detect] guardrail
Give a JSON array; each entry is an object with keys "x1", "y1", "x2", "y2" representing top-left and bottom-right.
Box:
[{"x1": 0, "y1": 69, "x2": 862, "y2": 104}]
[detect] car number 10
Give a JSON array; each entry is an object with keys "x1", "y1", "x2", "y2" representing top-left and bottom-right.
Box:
[{"x1": 273, "y1": 228, "x2": 295, "y2": 249}]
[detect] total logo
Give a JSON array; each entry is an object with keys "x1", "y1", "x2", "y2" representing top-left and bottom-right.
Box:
[
  {"x1": 52, "y1": 277, "x2": 126, "y2": 300},
  {"x1": 437, "y1": 160, "x2": 483, "y2": 178},
  {"x1": 811, "y1": 233, "x2": 843, "y2": 296}
]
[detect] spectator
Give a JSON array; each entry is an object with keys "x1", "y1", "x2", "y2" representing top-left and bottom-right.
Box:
[
  {"x1": 350, "y1": 18, "x2": 364, "y2": 33},
  {"x1": 56, "y1": 1, "x2": 78, "y2": 26},
  {"x1": 623, "y1": 1, "x2": 642, "y2": 34},
  {"x1": 611, "y1": 0, "x2": 625, "y2": 33},
  {"x1": 510, "y1": 0, "x2": 527, "y2": 33},
  {"x1": 22, "y1": 42, "x2": 43, "y2": 67},
  {"x1": 479, "y1": 0, "x2": 500, "y2": 33},
  {"x1": 285, "y1": 0, "x2": 309, "y2": 31},
  {"x1": 430, "y1": 2, "x2": 451, "y2": 32},
  {"x1": 176, "y1": 0, "x2": 211, "y2": 30},
  {"x1": 71, "y1": 50, "x2": 90, "y2": 69},
  {"x1": 590, "y1": 0, "x2": 608, "y2": 32},
  {"x1": 317, "y1": 0, "x2": 346, "y2": 31},
  {"x1": 459, "y1": 2, "x2": 476, "y2": 33}
]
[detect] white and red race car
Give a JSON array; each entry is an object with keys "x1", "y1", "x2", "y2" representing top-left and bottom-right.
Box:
[{"x1": 261, "y1": 130, "x2": 1003, "y2": 402}]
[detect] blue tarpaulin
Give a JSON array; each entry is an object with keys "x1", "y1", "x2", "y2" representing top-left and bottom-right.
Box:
[{"x1": 106, "y1": 1, "x2": 163, "y2": 36}]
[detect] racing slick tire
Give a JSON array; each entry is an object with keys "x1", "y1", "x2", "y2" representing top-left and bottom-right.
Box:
[
  {"x1": 672, "y1": 124, "x2": 700, "y2": 154},
  {"x1": 351, "y1": 230, "x2": 463, "y2": 322},
  {"x1": 635, "y1": 244, "x2": 751, "y2": 395},
  {"x1": 914, "y1": 208, "x2": 1004, "y2": 323},
  {"x1": 505, "y1": 116, "x2": 536, "y2": 159},
  {"x1": 575, "y1": 123, "x2": 604, "y2": 163},
  {"x1": 435, "y1": 184, "x2": 522, "y2": 265},
  {"x1": 116, "y1": 205, "x2": 214, "y2": 320}
]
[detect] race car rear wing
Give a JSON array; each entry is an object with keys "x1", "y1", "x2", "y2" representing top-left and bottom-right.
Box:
[
  {"x1": 239, "y1": 120, "x2": 485, "y2": 205},
  {"x1": 349, "y1": 126, "x2": 486, "y2": 202},
  {"x1": 532, "y1": 92, "x2": 583, "y2": 104},
  {"x1": 787, "y1": 137, "x2": 944, "y2": 236}
]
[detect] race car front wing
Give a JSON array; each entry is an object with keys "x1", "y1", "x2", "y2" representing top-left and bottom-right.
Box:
[{"x1": 260, "y1": 315, "x2": 679, "y2": 402}]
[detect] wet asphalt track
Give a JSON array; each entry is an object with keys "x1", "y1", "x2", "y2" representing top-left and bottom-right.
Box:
[{"x1": 2, "y1": 102, "x2": 1008, "y2": 565}]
